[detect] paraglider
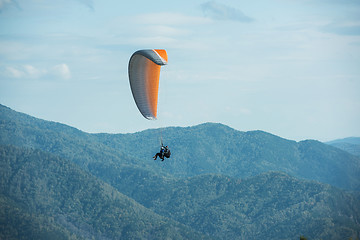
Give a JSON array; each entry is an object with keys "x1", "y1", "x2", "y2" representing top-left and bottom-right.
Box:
[
  {"x1": 153, "y1": 145, "x2": 171, "y2": 161},
  {"x1": 128, "y1": 49, "x2": 171, "y2": 161},
  {"x1": 128, "y1": 49, "x2": 168, "y2": 120}
]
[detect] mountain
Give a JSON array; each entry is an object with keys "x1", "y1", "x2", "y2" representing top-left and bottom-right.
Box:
[
  {"x1": 1, "y1": 145, "x2": 359, "y2": 240},
  {"x1": 101, "y1": 167, "x2": 360, "y2": 239},
  {"x1": 326, "y1": 137, "x2": 360, "y2": 157},
  {"x1": 0, "y1": 194, "x2": 77, "y2": 240},
  {"x1": 1, "y1": 104, "x2": 360, "y2": 191},
  {"x1": 0, "y1": 145, "x2": 211, "y2": 240},
  {"x1": 328, "y1": 137, "x2": 360, "y2": 145},
  {"x1": 101, "y1": 124, "x2": 360, "y2": 191},
  {"x1": 1, "y1": 104, "x2": 360, "y2": 239}
]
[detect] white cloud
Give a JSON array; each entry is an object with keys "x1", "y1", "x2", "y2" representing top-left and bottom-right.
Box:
[
  {"x1": 5, "y1": 65, "x2": 44, "y2": 79},
  {"x1": 5, "y1": 66, "x2": 23, "y2": 78},
  {"x1": 145, "y1": 25, "x2": 190, "y2": 37},
  {"x1": 109, "y1": 12, "x2": 211, "y2": 49},
  {"x1": 51, "y1": 63, "x2": 71, "y2": 80},
  {"x1": 133, "y1": 12, "x2": 211, "y2": 26},
  {"x1": 0, "y1": 0, "x2": 20, "y2": 11},
  {"x1": 4, "y1": 64, "x2": 71, "y2": 80},
  {"x1": 23, "y1": 64, "x2": 44, "y2": 78},
  {"x1": 0, "y1": 0, "x2": 12, "y2": 9},
  {"x1": 201, "y1": 1, "x2": 254, "y2": 22},
  {"x1": 320, "y1": 21, "x2": 360, "y2": 36},
  {"x1": 132, "y1": 36, "x2": 177, "y2": 46},
  {"x1": 76, "y1": 0, "x2": 94, "y2": 11}
]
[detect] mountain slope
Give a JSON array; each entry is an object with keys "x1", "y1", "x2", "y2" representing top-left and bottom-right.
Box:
[
  {"x1": 95, "y1": 166, "x2": 360, "y2": 240},
  {"x1": 0, "y1": 194, "x2": 78, "y2": 240},
  {"x1": 1, "y1": 145, "x2": 359, "y2": 240},
  {"x1": 326, "y1": 137, "x2": 360, "y2": 157},
  {"x1": 0, "y1": 104, "x2": 153, "y2": 170},
  {"x1": 328, "y1": 137, "x2": 360, "y2": 145},
  {"x1": 0, "y1": 145, "x2": 211, "y2": 240},
  {"x1": 1, "y1": 104, "x2": 360, "y2": 239},
  {"x1": 1, "y1": 104, "x2": 360, "y2": 191},
  {"x1": 93, "y1": 123, "x2": 360, "y2": 190}
]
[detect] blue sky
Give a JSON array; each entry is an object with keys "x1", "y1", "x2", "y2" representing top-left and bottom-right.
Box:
[{"x1": 1, "y1": 0, "x2": 359, "y2": 141}]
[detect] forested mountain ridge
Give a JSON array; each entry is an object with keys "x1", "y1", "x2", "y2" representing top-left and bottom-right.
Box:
[
  {"x1": 328, "y1": 137, "x2": 360, "y2": 145},
  {"x1": 0, "y1": 104, "x2": 167, "y2": 177},
  {"x1": 1, "y1": 144, "x2": 359, "y2": 239},
  {"x1": 106, "y1": 124, "x2": 360, "y2": 190},
  {"x1": 102, "y1": 166, "x2": 360, "y2": 239},
  {"x1": 0, "y1": 145, "x2": 212, "y2": 240},
  {"x1": 326, "y1": 137, "x2": 360, "y2": 157},
  {"x1": 1, "y1": 104, "x2": 360, "y2": 191},
  {"x1": 1, "y1": 104, "x2": 360, "y2": 239}
]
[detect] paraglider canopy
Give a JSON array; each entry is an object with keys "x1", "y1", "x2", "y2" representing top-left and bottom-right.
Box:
[{"x1": 128, "y1": 49, "x2": 168, "y2": 120}]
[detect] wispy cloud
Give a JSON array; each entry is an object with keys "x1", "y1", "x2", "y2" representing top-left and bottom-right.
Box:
[
  {"x1": 76, "y1": 0, "x2": 94, "y2": 11},
  {"x1": 5, "y1": 66, "x2": 24, "y2": 78},
  {"x1": 320, "y1": 21, "x2": 360, "y2": 36},
  {"x1": 0, "y1": 0, "x2": 20, "y2": 11},
  {"x1": 0, "y1": 0, "x2": 93, "y2": 12},
  {"x1": 201, "y1": 1, "x2": 253, "y2": 22},
  {"x1": 51, "y1": 64, "x2": 71, "y2": 80},
  {"x1": 5, "y1": 65, "x2": 45, "y2": 79},
  {"x1": 133, "y1": 12, "x2": 210, "y2": 25},
  {"x1": 0, "y1": 0, "x2": 12, "y2": 9},
  {"x1": 118, "y1": 12, "x2": 211, "y2": 49},
  {"x1": 316, "y1": 0, "x2": 360, "y2": 6},
  {"x1": 4, "y1": 64, "x2": 71, "y2": 80}
]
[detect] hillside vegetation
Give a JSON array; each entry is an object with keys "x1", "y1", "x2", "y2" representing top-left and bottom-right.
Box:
[
  {"x1": 1, "y1": 104, "x2": 360, "y2": 191},
  {"x1": 1, "y1": 104, "x2": 360, "y2": 239},
  {"x1": 0, "y1": 145, "x2": 211, "y2": 240},
  {"x1": 327, "y1": 137, "x2": 360, "y2": 157}
]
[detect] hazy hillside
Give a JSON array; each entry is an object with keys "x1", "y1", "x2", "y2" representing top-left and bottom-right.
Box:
[
  {"x1": 0, "y1": 194, "x2": 79, "y2": 240},
  {"x1": 328, "y1": 137, "x2": 360, "y2": 145},
  {"x1": 0, "y1": 145, "x2": 210, "y2": 240},
  {"x1": 1, "y1": 145, "x2": 359, "y2": 239},
  {"x1": 1, "y1": 104, "x2": 360, "y2": 239},
  {"x1": 326, "y1": 137, "x2": 360, "y2": 157},
  {"x1": 101, "y1": 124, "x2": 360, "y2": 190},
  {"x1": 1, "y1": 104, "x2": 360, "y2": 191},
  {"x1": 97, "y1": 166, "x2": 360, "y2": 239},
  {"x1": 0, "y1": 105, "x2": 151, "y2": 169}
]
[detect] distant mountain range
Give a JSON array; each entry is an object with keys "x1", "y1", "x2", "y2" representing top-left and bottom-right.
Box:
[
  {"x1": 1, "y1": 104, "x2": 359, "y2": 239},
  {"x1": 326, "y1": 137, "x2": 360, "y2": 157},
  {"x1": 1, "y1": 104, "x2": 359, "y2": 191}
]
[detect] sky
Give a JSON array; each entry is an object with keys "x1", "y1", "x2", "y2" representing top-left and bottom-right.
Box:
[{"x1": 0, "y1": 0, "x2": 360, "y2": 142}]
